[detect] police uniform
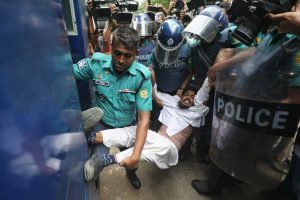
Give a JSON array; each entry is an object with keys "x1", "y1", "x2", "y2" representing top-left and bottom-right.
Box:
[
  {"x1": 73, "y1": 52, "x2": 152, "y2": 128},
  {"x1": 208, "y1": 30, "x2": 300, "y2": 190},
  {"x1": 136, "y1": 39, "x2": 156, "y2": 67},
  {"x1": 147, "y1": 43, "x2": 192, "y2": 94},
  {"x1": 190, "y1": 29, "x2": 246, "y2": 164}
]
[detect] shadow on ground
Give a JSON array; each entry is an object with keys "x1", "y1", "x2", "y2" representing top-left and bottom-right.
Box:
[{"x1": 98, "y1": 147, "x2": 265, "y2": 200}]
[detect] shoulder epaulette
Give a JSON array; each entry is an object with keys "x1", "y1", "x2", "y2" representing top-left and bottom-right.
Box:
[
  {"x1": 135, "y1": 63, "x2": 151, "y2": 79},
  {"x1": 91, "y1": 52, "x2": 110, "y2": 61}
]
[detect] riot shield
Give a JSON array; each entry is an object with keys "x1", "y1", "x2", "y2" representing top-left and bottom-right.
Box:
[{"x1": 210, "y1": 39, "x2": 300, "y2": 189}]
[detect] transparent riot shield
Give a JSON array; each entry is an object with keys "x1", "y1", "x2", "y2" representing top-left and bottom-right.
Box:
[{"x1": 210, "y1": 38, "x2": 300, "y2": 189}]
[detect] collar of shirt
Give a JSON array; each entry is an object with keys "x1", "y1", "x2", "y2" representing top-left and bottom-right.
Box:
[{"x1": 103, "y1": 59, "x2": 138, "y2": 76}]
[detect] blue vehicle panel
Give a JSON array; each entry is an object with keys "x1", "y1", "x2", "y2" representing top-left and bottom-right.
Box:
[{"x1": 0, "y1": 0, "x2": 96, "y2": 199}]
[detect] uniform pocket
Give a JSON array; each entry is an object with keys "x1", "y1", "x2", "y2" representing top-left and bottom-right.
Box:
[{"x1": 116, "y1": 93, "x2": 136, "y2": 111}]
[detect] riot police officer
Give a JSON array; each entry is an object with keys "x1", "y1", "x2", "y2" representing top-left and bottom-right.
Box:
[
  {"x1": 147, "y1": 18, "x2": 194, "y2": 159},
  {"x1": 132, "y1": 13, "x2": 156, "y2": 67},
  {"x1": 183, "y1": 5, "x2": 231, "y2": 164},
  {"x1": 194, "y1": 2, "x2": 300, "y2": 196}
]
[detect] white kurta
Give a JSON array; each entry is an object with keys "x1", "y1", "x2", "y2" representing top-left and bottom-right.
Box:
[{"x1": 101, "y1": 78, "x2": 211, "y2": 169}]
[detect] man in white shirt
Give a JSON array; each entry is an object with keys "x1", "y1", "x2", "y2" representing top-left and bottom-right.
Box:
[{"x1": 83, "y1": 78, "x2": 211, "y2": 183}]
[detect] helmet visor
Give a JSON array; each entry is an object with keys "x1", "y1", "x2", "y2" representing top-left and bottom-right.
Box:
[
  {"x1": 154, "y1": 39, "x2": 182, "y2": 64},
  {"x1": 132, "y1": 21, "x2": 152, "y2": 37},
  {"x1": 183, "y1": 15, "x2": 222, "y2": 43}
]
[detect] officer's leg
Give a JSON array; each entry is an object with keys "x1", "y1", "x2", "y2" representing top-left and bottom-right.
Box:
[
  {"x1": 196, "y1": 99, "x2": 213, "y2": 164},
  {"x1": 82, "y1": 108, "x2": 113, "y2": 187},
  {"x1": 150, "y1": 102, "x2": 162, "y2": 132},
  {"x1": 119, "y1": 146, "x2": 141, "y2": 189},
  {"x1": 191, "y1": 162, "x2": 234, "y2": 195},
  {"x1": 262, "y1": 152, "x2": 298, "y2": 200},
  {"x1": 89, "y1": 121, "x2": 113, "y2": 156},
  {"x1": 111, "y1": 120, "x2": 141, "y2": 190},
  {"x1": 195, "y1": 128, "x2": 211, "y2": 164},
  {"x1": 178, "y1": 131, "x2": 194, "y2": 162}
]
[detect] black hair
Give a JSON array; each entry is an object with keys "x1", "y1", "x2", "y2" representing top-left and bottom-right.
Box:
[
  {"x1": 182, "y1": 85, "x2": 198, "y2": 96},
  {"x1": 112, "y1": 26, "x2": 140, "y2": 50}
]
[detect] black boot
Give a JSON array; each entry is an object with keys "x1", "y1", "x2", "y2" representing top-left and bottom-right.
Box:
[
  {"x1": 191, "y1": 179, "x2": 221, "y2": 195},
  {"x1": 126, "y1": 168, "x2": 141, "y2": 189},
  {"x1": 191, "y1": 163, "x2": 227, "y2": 195}
]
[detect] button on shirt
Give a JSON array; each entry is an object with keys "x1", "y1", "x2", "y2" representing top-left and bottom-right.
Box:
[{"x1": 73, "y1": 53, "x2": 152, "y2": 127}]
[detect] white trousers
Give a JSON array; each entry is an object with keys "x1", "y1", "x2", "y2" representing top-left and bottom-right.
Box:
[{"x1": 101, "y1": 126, "x2": 178, "y2": 169}]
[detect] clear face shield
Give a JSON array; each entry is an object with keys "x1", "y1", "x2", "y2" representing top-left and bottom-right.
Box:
[
  {"x1": 185, "y1": 34, "x2": 201, "y2": 48},
  {"x1": 131, "y1": 20, "x2": 152, "y2": 37},
  {"x1": 183, "y1": 15, "x2": 223, "y2": 43},
  {"x1": 154, "y1": 39, "x2": 183, "y2": 64}
]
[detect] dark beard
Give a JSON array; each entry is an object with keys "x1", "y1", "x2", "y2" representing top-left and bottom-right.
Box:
[{"x1": 178, "y1": 102, "x2": 189, "y2": 109}]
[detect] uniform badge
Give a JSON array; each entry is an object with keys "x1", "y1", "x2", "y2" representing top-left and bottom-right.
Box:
[
  {"x1": 256, "y1": 37, "x2": 262, "y2": 44},
  {"x1": 139, "y1": 89, "x2": 148, "y2": 98},
  {"x1": 167, "y1": 38, "x2": 174, "y2": 46},
  {"x1": 97, "y1": 74, "x2": 102, "y2": 80},
  {"x1": 78, "y1": 59, "x2": 87, "y2": 69}
]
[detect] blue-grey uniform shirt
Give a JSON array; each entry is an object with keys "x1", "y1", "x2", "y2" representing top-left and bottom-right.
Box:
[
  {"x1": 147, "y1": 43, "x2": 192, "y2": 93},
  {"x1": 136, "y1": 39, "x2": 156, "y2": 67}
]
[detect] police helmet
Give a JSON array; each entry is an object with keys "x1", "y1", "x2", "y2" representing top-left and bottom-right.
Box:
[
  {"x1": 131, "y1": 13, "x2": 152, "y2": 37},
  {"x1": 183, "y1": 5, "x2": 229, "y2": 43},
  {"x1": 155, "y1": 18, "x2": 184, "y2": 64}
]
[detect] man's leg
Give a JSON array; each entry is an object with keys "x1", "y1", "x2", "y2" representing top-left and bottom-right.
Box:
[
  {"x1": 115, "y1": 130, "x2": 178, "y2": 169},
  {"x1": 82, "y1": 107, "x2": 112, "y2": 184},
  {"x1": 191, "y1": 163, "x2": 232, "y2": 195},
  {"x1": 84, "y1": 126, "x2": 137, "y2": 182},
  {"x1": 178, "y1": 131, "x2": 194, "y2": 162},
  {"x1": 262, "y1": 152, "x2": 299, "y2": 200},
  {"x1": 84, "y1": 128, "x2": 178, "y2": 183},
  {"x1": 195, "y1": 128, "x2": 211, "y2": 164}
]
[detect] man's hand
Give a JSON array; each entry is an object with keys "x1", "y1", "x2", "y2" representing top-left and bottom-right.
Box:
[
  {"x1": 168, "y1": 0, "x2": 176, "y2": 13},
  {"x1": 120, "y1": 155, "x2": 139, "y2": 169},
  {"x1": 109, "y1": 4, "x2": 118, "y2": 15},
  {"x1": 266, "y1": 0, "x2": 300, "y2": 37},
  {"x1": 155, "y1": 3, "x2": 168, "y2": 15},
  {"x1": 88, "y1": 42, "x2": 95, "y2": 56},
  {"x1": 154, "y1": 97, "x2": 164, "y2": 108},
  {"x1": 207, "y1": 48, "x2": 235, "y2": 87},
  {"x1": 87, "y1": 0, "x2": 93, "y2": 13},
  {"x1": 207, "y1": 64, "x2": 218, "y2": 87},
  {"x1": 176, "y1": 88, "x2": 183, "y2": 97}
]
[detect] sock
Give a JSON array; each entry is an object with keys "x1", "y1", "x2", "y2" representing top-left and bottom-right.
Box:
[
  {"x1": 87, "y1": 130, "x2": 96, "y2": 144},
  {"x1": 101, "y1": 154, "x2": 116, "y2": 167}
]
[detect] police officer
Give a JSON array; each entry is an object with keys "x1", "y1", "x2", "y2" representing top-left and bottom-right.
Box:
[
  {"x1": 148, "y1": 18, "x2": 193, "y2": 97},
  {"x1": 181, "y1": 5, "x2": 250, "y2": 194},
  {"x1": 147, "y1": 18, "x2": 194, "y2": 160},
  {"x1": 182, "y1": 5, "x2": 232, "y2": 164},
  {"x1": 73, "y1": 26, "x2": 152, "y2": 189},
  {"x1": 195, "y1": 2, "x2": 300, "y2": 196},
  {"x1": 132, "y1": 13, "x2": 156, "y2": 67}
]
